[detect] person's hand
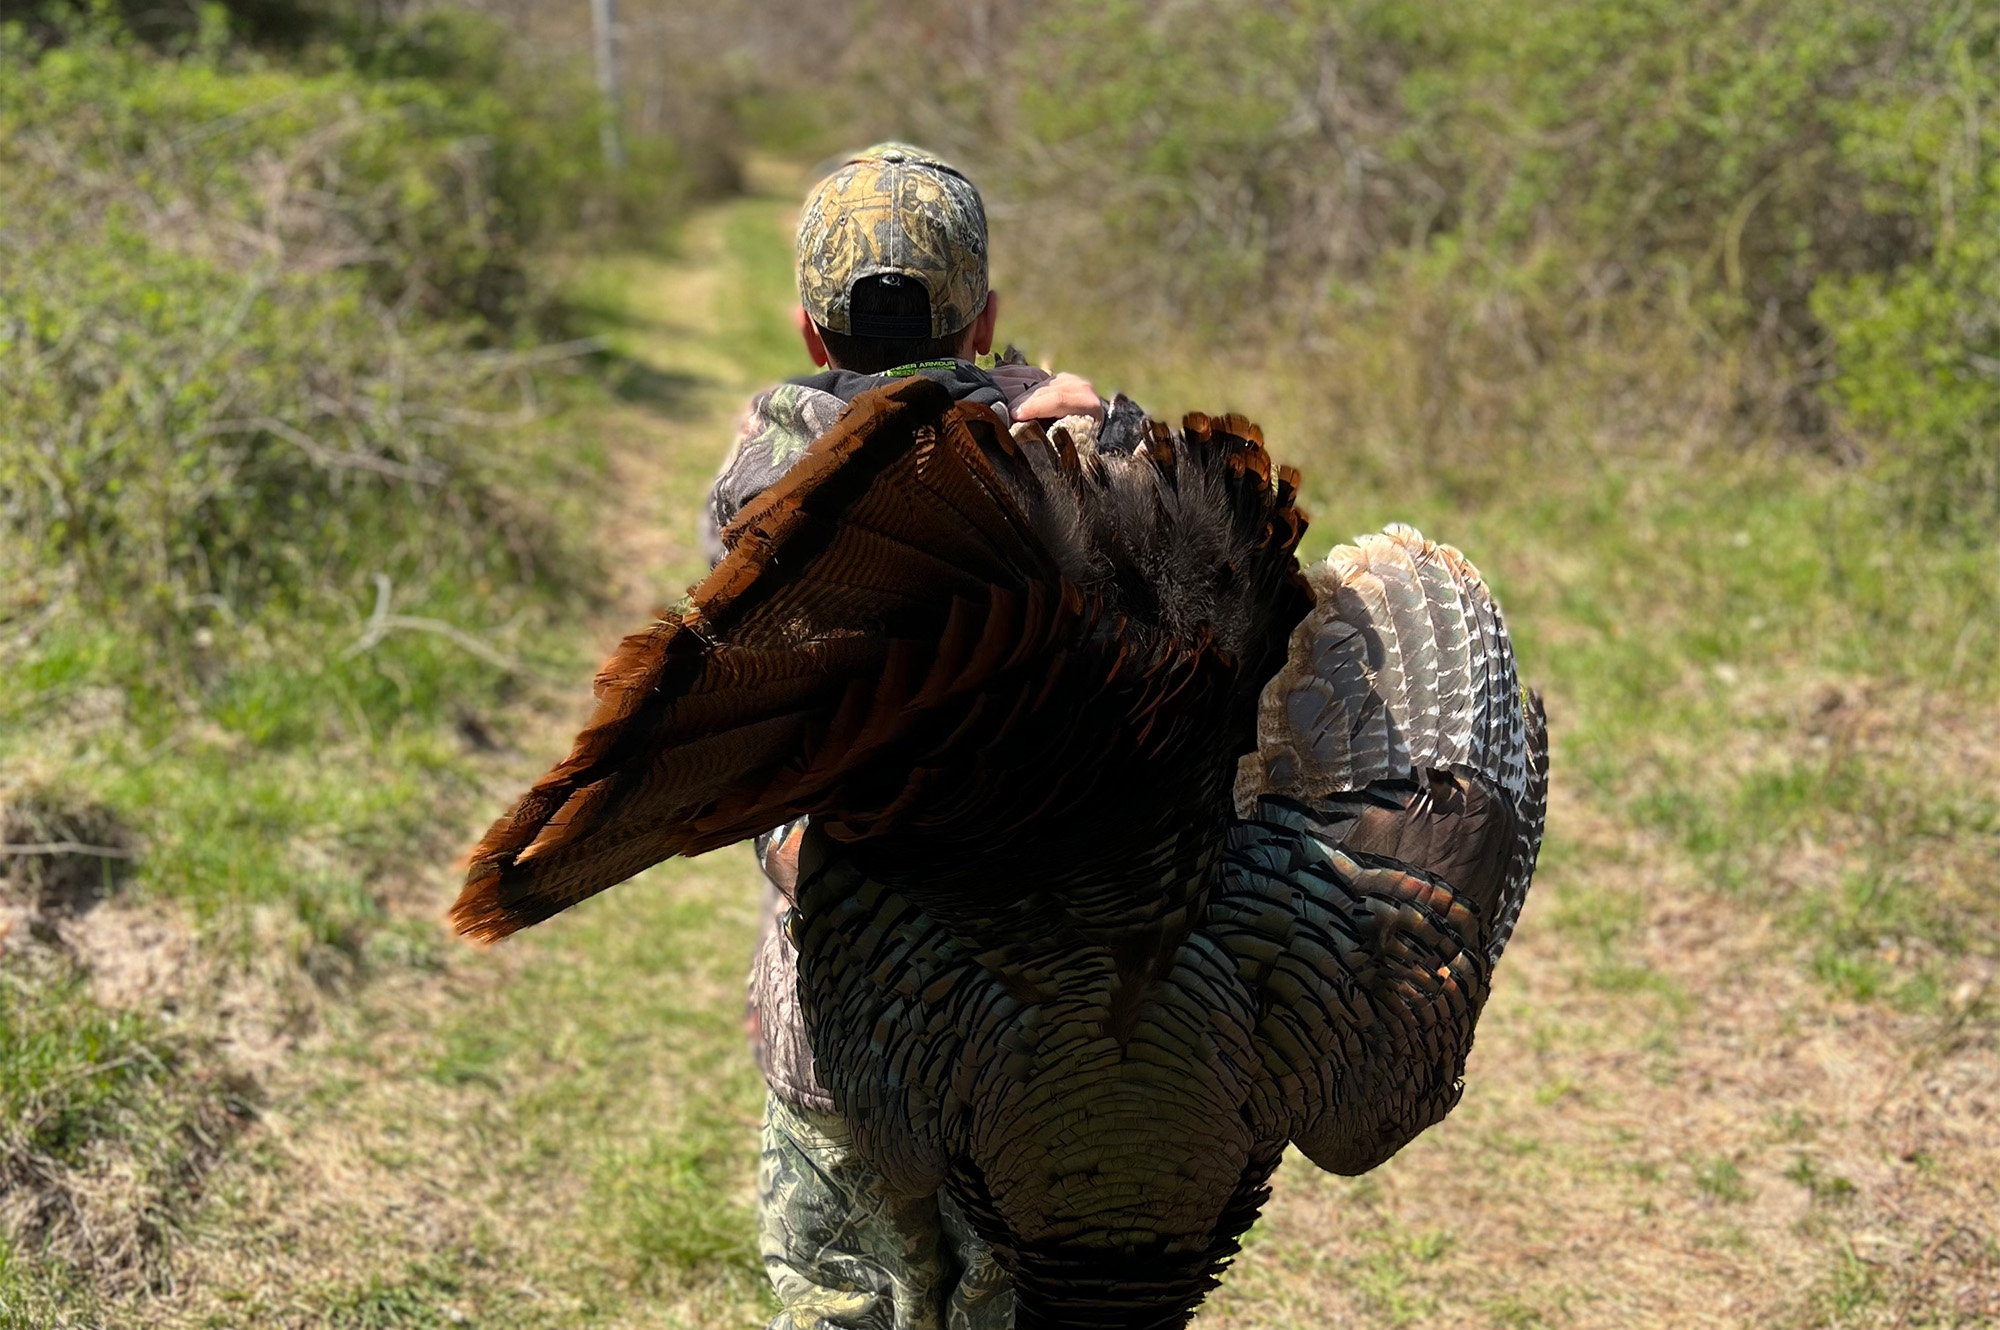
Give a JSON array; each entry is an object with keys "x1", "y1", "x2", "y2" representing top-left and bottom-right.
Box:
[{"x1": 1011, "y1": 372, "x2": 1105, "y2": 424}]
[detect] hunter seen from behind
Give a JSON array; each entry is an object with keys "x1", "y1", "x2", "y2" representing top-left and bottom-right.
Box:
[{"x1": 1, "y1": 1, "x2": 1995, "y2": 1327}]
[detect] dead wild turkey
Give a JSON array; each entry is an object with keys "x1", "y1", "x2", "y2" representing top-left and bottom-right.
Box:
[{"x1": 452, "y1": 375, "x2": 1548, "y2": 1330}]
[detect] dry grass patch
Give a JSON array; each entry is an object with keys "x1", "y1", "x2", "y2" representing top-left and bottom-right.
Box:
[
  {"x1": 131, "y1": 854, "x2": 771, "y2": 1330},
  {"x1": 1201, "y1": 780, "x2": 2000, "y2": 1330}
]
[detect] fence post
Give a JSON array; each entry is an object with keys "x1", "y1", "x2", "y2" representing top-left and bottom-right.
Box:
[{"x1": 590, "y1": 0, "x2": 626, "y2": 172}]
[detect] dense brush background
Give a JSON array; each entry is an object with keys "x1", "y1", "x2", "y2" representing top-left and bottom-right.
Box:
[{"x1": 1, "y1": 1, "x2": 1995, "y2": 1326}]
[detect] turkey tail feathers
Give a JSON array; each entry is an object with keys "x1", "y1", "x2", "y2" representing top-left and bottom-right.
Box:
[
  {"x1": 454, "y1": 376, "x2": 1310, "y2": 944},
  {"x1": 453, "y1": 379, "x2": 968, "y2": 942},
  {"x1": 1237, "y1": 523, "x2": 1548, "y2": 964},
  {"x1": 1497, "y1": 689, "x2": 1550, "y2": 960}
]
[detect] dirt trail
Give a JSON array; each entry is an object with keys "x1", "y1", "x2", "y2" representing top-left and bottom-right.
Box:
[
  {"x1": 141, "y1": 191, "x2": 803, "y2": 1330},
  {"x1": 137, "y1": 187, "x2": 1997, "y2": 1330}
]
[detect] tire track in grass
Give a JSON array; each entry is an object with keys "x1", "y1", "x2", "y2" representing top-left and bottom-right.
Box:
[{"x1": 144, "y1": 187, "x2": 808, "y2": 1330}]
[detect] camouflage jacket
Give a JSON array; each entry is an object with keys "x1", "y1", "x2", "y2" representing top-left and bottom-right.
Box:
[
  {"x1": 700, "y1": 357, "x2": 1044, "y2": 565},
  {"x1": 712, "y1": 357, "x2": 1052, "y2": 1113}
]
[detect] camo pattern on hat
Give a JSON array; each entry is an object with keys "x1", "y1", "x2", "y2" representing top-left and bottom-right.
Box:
[{"x1": 797, "y1": 143, "x2": 989, "y2": 339}]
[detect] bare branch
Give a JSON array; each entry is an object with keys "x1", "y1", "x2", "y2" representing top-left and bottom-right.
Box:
[
  {"x1": 0, "y1": 843, "x2": 137, "y2": 860},
  {"x1": 343, "y1": 573, "x2": 521, "y2": 672}
]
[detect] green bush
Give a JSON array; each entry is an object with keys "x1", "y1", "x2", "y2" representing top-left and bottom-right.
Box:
[
  {"x1": 835, "y1": 0, "x2": 1998, "y2": 531},
  {"x1": 0, "y1": 225, "x2": 563, "y2": 641},
  {"x1": 995, "y1": 1, "x2": 1964, "y2": 324},
  {"x1": 0, "y1": 10, "x2": 619, "y2": 678},
  {"x1": 0, "y1": 3, "x2": 636, "y2": 961},
  {"x1": 3, "y1": 9, "x2": 675, "y2": 327},
  {"x1": 1813, "y1": 6, "x2": 2000, "y2": 533}
]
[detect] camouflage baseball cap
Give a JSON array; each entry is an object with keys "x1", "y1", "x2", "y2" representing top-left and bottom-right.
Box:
[{"x1": 797, "y1": 143, "x2": 989, "y2": 339}]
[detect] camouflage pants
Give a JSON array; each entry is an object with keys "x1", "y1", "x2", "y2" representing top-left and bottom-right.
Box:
[{"x1": 758, "y1": 1093, "x2": 1016, "y2": 1330}]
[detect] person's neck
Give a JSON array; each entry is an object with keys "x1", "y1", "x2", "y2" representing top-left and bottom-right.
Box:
[{"x1": 826, "y1": 357, "x2": 971, "y2": 376}]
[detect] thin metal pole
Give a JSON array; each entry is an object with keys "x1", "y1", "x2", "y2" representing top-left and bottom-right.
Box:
[{"x1": 590, "y1": 0, "x2": 626, "y2": 172}]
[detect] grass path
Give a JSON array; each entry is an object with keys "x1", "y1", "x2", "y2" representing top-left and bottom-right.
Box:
[
  {"x1": 138, "y1": 185, "x2": 1997, "y2": 1330},
  {"x1": 140, "y1": 190, "x2": 806, "y2": 1330}
]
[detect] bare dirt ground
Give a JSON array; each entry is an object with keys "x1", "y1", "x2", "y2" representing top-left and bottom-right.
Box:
[{"x1": 125, "y1": 185, "x2": 1999, "y2": 1330}]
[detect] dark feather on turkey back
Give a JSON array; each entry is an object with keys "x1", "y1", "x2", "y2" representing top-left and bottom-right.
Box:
[
  {"x1": 452, "y1": 375, "x2": 1313, "y2": 956},
  {"x1": 450, "y1": 374, "x2": 1549, "y2": 1330}
]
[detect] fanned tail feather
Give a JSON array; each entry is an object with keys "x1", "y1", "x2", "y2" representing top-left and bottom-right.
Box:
[{"x1": 454, "y1": 376, "x2": 1310, "y2": 943}]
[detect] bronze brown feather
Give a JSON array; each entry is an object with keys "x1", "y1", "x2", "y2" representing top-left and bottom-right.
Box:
[
  {"x1": 453, "y1": 378, "x2": 1547, "y2": 1330},
  {"x1": 452, "y1": 375, "x2": 1310, "y2": 944}
]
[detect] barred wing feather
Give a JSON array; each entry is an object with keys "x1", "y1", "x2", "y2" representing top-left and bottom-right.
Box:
[
  {"x1": 1212, "y1": 524, "x2": 1549, "y2": 1180},
  {"x1": 1234, "y1": 522, "x2": 1549, "y2": 968}
]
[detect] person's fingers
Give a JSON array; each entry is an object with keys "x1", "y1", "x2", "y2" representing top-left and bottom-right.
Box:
[{"x1": 1013, "y1": 374, "x2": 1105, "y2": 422}]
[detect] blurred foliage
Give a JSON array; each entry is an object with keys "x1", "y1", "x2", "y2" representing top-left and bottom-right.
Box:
[
  {"x1": 0, "y1": 6, "x2": 644, "y2": 678},
  {"x1": 1812, "y1": 6, "x2": 2000, "y2": 530},
  {"x1": 6, "y1": 5, "x2": 681, "y2": 323},
  {"x1": 751, "y1": 0, "x2": 1999, "y2": 536}
]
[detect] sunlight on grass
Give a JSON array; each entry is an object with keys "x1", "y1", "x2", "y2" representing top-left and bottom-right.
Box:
[{"x1": 6, "y1": 8, "x2": 1996, "y2": 1320}]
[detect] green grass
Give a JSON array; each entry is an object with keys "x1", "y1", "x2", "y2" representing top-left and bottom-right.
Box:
[
  {"x1": 0, "y1": 966, "x2": 177, "y2": 1187},
  {"x1": 0, "y1": 183, "x2": 791, "y2": 1330},
  {"x1": 1798, "y1": 1244, "x2": 1887, "y2": 1326},
  {"x1": 321, "y1": 1265, "x2": 469, "y2": 1330},
  {"x1": 0, "y1": 952, "x2": 233, "y2": 1320},
  {"x1": 1690, "y1": 1155, "x2": 1753, "y2": 1205},
  {"x1": 6, "y1": 4, "x2": 1999, "y2": 1320},
  {"x1": 717, "y1": 201, "x2": 820, "y2": 386},
  {"x1": 150, "y1": 853, "x2": 775, "y2": 1330},
  {"x1": 1783, "y1": 1155, "x2": 1858, "y2": 1206},
  {"x1": 0, "y1": 613, "x2": 535, "y2": 1049},
  {"x1": 1347, "y1": 1223, "x2": 1453, "y2": 1325},
  {"x1": 0, "y1": 0, "x2": 617, "y2": 946},
  {"x1": 0, "y1": 8, "x2": 647, "y2": 1311}
]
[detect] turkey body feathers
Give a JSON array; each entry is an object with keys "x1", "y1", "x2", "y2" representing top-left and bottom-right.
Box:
[
  {"x1": 792, "y1": 524, "x2": 1546, "y2": 1327},
  {"x1": 452, "y1": 380, "x2": 1548, "y2": 1330}
]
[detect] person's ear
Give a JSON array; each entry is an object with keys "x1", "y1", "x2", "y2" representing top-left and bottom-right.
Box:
[
  {"x1": 967, "y1": 291, "x2": 999, "y2": 357},
  {"x1": 796, "y1": 308, "x2": 831, "y2": 368}
]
